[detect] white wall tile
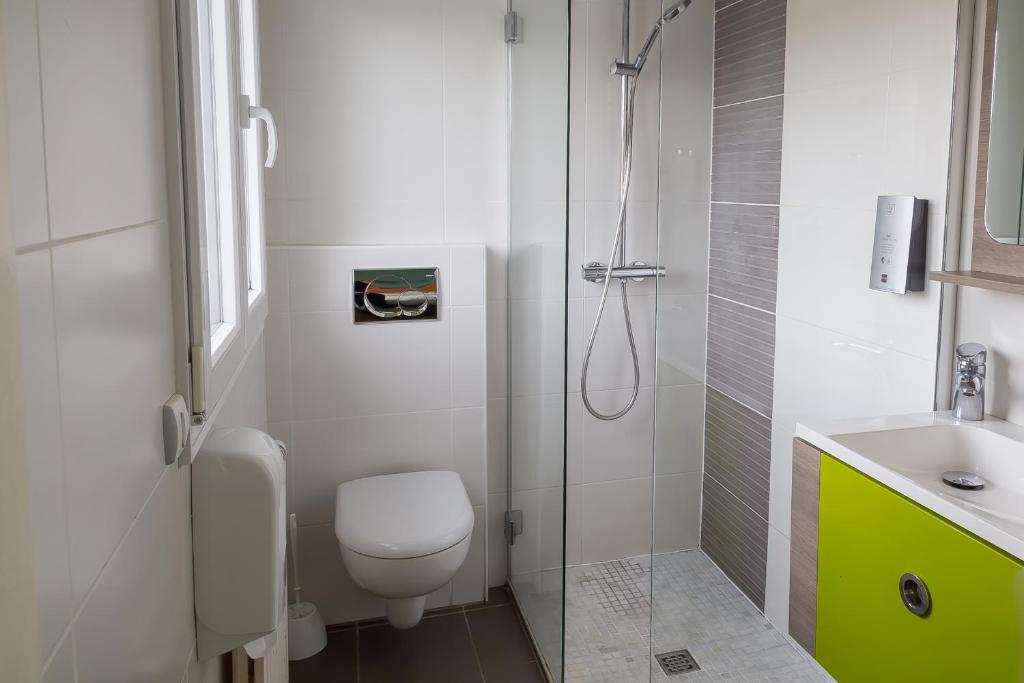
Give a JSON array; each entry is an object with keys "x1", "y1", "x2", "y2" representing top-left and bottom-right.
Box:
[
  {"x1": 452, "y1": 307, "x2": 486, "y2": 407},
  {"x1": 264, "y1": 315, "x2": 293, "y2": 424},
  {"x1": 285, "y1": 197, "x2": 445, "y2": 246},
  {"x1": 444, "y1": 204, "x2": 509, "y2": 303},
  {"x1": 2, "y1": 0, "x2": 49, "y2": 247},
  {"x1": 213, "y1": 336, "x2": 269, "y2": 431},
  {"x1": 290, "y1": 311, "x2": 451, "y2": 420},
  {"x1": 581, "y1": 478, "x2": 653, "y2": 564},
  {"x1": 763, "y1": 526, "x2": 790, "y2": 634},
  {"x1": 266, "y1": 248, "x2": 289, "y2": 315},
  {"x1": 452, "y1": 407, "x2": 487, "y2": 506},
  {"x1": 654, "y1": 383, "x2": 704, "y2": 476},
  {"x1": 38, "y1": 0, "x2": 167, "y2": 239},
  {"x1": 509, "y1": 298, "x2": 569, "y2": 397},
  {"x1": 510, "y1": 393, "x2": 568, "y2": 491},
  {"x1": 576, "y1": 295, "x2": 657, "y2": 392},
  {"x1": 292, "y1": 411, "x2": 453, "y2": 526},
  {"x1": 16, "y1": 251, "x2": 73, "y2": 659},
  {"x1": 653, "y1": 472, "x2": 701, "y2": 554},
  {"x1": 779, "y1": 76, "x2": 887, "y2": 212},
  {"x1": 581, "y1": 387, "x2": 654, "y2": 483},
  {"x1": 487, "y1": 398, "x2": 508, "y2": 495},
  {"x1": 775, "y1": 204, "x2": 941, "y2": 359},
  {"x1": 510, "y1": 487, "x2": 565, "y2": 574},
  {"x1": 53, "y1": 224, "x2": 174, "y2": 602},
  {"x1": 450, "y1": 245, "x2": 487, "y2": 307},
  {"x1": 486, "y1": 301, "x2": 508, "y2": 400},
  {"x1": 74, "y1": 468, "x2": 190, "y2": 683},
  {"x1": 487, "y1": 492, "x2": 508, "y2": 587},
  {"x1": 442, "y1": 0, "x2": 507, "y2": 208},
  {"x1": 451, "y1": 505, "x2": 487, "y2": 604}
]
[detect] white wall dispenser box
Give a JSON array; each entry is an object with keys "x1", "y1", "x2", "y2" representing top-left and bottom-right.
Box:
[
  {"x1": 869, "y1": 195, "x2": 928, "y2": 294},
  {"x1": 194, "y1": 428, "x2": 287, "y2": 659}
]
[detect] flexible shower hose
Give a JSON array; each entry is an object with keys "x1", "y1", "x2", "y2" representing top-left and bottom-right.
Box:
[{"x1": 581, "y1": 78, "x2": 641, "y2": 421}]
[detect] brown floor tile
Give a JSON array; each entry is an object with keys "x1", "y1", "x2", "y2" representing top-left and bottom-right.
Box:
[
  {"x1": 484, "y1": 585, "x2": 512, "y2": 607},
  {"x1": 359, "y1": 613, "x2": 484, "y2": 683},
  {"x1": 289, "y1": 629, "x2": 357, "y2": 683},
  {"x1": 481, "y1": 659, "x2": 546, "y2": 683},
  {"x1": 466, "y1": 606, "x2": 536, "y2": 679}
]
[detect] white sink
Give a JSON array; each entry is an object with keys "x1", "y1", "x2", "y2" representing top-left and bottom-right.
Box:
[
  {"x1": 797, "y1": 413, "x2": 1024, "y2": 561},
  {"x1": 832, "y1": 424, "x2": 1024, "y2": 527}
]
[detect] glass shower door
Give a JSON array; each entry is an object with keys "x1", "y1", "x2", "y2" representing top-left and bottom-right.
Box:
[{"x1": 506, "y1": 1, "x2": 570, "y2": 681}]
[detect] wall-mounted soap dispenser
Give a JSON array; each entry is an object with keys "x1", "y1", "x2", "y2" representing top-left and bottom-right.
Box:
[
  {"x1": 869, "y1": 195, "x2": 928, "y2": 294},
  {"x1": 193, "y1": 428, "x2": 287, "y2": 660}
]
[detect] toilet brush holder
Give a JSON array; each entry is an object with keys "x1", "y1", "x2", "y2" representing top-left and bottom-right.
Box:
[
  {"x1": 288, "y1": 602, "x2": 327, "y2": 661},
  {"x1": 287, "y1": 513, "x2": 327, "y2": 661}
]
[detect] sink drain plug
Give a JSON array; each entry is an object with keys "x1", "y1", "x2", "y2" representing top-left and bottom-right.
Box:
[{"x1": 941, "y1": 471, "x2": 986, "y2": 491}]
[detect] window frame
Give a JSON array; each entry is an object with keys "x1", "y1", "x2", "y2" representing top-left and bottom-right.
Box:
[{"x1": 176, "y1": 0, "x2": 268, "y2": 432}]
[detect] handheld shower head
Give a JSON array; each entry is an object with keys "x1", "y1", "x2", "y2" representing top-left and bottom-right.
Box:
[
  {"x1": 661, "y1": 0, "x2": 691, "y2": 24},
  {"x1": 623, "y1": 0, "x2": 692, "y2": 75}
]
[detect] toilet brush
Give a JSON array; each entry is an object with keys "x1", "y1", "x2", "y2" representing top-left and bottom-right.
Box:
[{"x1": 287, "y1": 513, "x2": 328, "y2": 660}]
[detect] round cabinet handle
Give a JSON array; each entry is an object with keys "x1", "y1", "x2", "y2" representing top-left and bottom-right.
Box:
[{"x1": 899, "y1": 573, "x2": 932, "y2": 617}]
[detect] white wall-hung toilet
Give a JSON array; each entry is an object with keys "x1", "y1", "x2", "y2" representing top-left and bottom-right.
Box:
[{"x1": 334, "y1": 471, "x2": 474, "y2": 629}]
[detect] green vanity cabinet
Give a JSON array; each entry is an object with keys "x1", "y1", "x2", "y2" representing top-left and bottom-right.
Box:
[{"x1": 815, "y1": 455, "x2": 1024, "y2": 682}]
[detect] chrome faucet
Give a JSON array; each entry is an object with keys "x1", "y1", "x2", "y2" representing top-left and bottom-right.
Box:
[{"x1": 952, "y1": 343, "x2": 987, "y2": 421}]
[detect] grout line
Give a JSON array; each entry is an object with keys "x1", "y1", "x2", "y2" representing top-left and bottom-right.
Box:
[
  {"x1": 463, "y1": 611, "x2": 488, "y2": 682},
  {"x1": 14, "y1": 218, "x2": 167, "y2": 255},
  {"x1": 707, "y1": 292, "x2": 776, "y2": 318},
  {"x1": 709, "y1": 200, "x2": 781, "y2": 208},
  {"x1": 711, "y1": 92, "x2": 783, "y2": 111}
]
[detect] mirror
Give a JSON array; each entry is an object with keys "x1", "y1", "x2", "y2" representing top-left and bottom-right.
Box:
[{"x1": 984, "y1": 0, "x2": 1024, "y2": 245}]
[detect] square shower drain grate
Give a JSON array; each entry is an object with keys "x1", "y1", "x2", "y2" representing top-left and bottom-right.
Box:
[{"x1": 655, "y1": 649, "x2": 700, "y2": 676}]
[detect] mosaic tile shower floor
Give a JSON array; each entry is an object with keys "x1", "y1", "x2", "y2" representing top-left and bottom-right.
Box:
[{"x1": 516, "y1": 550, "x2": 832, "y2": 682}]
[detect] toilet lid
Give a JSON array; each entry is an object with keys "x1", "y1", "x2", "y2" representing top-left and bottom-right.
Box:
[{"x1": 334, "y1": 471, "x2": 474, "y2": 559}]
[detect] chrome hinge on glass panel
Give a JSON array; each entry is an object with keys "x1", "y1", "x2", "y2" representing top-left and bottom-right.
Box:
[
  {"x1": 190, "y1": 345, "x2": 207, "y2": 426},
  {"x1": 505, "y1": 509, "x2": 523, "y2": 545},
  {"x1": 504, "y1": 11, "x2": 520, "y2": 44}
]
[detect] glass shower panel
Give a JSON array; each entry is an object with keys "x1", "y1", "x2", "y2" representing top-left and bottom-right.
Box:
[
  {"x1": 563, "y1": 0, "x2": 666, "y2": 679},
  {"x1": 506, "y1": 1, "x2": 570, "y2": 680},
  {"x1": 651, "y1": 0, "x2": 713, "y2": 676}
]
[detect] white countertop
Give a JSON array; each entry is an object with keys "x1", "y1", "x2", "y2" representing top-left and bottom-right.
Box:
[{"x1": 796, "y1": 412, "x2": 1024, "y2": 562}]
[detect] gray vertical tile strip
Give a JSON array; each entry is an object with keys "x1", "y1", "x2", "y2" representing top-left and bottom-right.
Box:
[
  {"x1": 701, "y1": 0, "x2": 786, "y2": 610},
  {"x1": 709, "y1": 203, "x2": 779, "y2": 312},
  {"x1": 704, "y1": 388, "x2": 772, "y2": 520},
  {"x1": 714, "y1": 0, "x2": 787, "y2": 108},
  {"x1": 706, "y1": 295, "x2": 775, "y2": 417},
  {"x1": 701, "y1": 475, "x2": 768, "y2": 609},
  {"x1": 711, "y1": 96, "x2": 784, "y2": 204}
]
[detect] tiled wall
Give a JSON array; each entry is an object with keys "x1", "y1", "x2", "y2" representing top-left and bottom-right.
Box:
[
  {"x1": 3, "y1": 1, "x2": 268, "y2": 680},
  {"x1": 264, "y1": 244, "x2": 489, "y2": 624},
  {"x1": 701, "y1": 0, "x2": 787, "y2": 610},
  {"x1": 766, "y1": 0, "x2": 959, "y2": 630},
  {"x1": 259, "y1": 0, "x2": 510, "y2": 593}
]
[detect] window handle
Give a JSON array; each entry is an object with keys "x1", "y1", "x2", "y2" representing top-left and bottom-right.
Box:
[{"x1": 240, "y1": 95, "x2": 278, "y2": 169}]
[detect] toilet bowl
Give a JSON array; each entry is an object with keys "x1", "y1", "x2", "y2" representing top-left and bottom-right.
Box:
[{"x1": 334, "y1": 471, "x2": 474, "y2": 629}]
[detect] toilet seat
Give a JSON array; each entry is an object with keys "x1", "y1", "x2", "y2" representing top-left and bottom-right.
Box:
[{"x1": 334, "y1": 471, "x2": 473, "y2": 560}]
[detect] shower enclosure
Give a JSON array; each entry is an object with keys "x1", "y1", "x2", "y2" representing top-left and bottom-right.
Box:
[{"x1": 507, "y1": 0, "x2": 714, "y2": 679}]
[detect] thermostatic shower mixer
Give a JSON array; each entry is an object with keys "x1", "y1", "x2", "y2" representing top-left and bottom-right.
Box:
[{"x1": 581, "y1": 261, "x2": 666, "y2": 283}]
